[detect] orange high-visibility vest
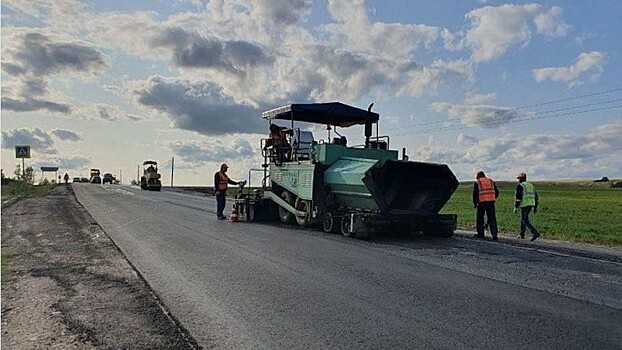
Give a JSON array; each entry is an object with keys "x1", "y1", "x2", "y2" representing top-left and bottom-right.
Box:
[
  {"x1": 477, "y1": 177, "x2": 496, "y2": 202},
  {"x1": 217, "y1": 172, "x2": 229, "y2": 190}
]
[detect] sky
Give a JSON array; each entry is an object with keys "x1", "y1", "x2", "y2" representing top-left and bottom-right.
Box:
[{"x1": 1, "y1": 0, "x2": 621, "y2": 185}]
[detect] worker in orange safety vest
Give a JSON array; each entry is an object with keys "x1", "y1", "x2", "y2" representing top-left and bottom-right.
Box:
[
  {"x1": 214, "y1": 163, "x2": 242, "y2": 220},
  {"x1": 472, "y1": 170, "x2": 500, "y2": 240}
]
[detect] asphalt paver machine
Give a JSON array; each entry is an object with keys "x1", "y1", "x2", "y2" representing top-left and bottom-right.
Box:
[{"x1": 236, "y1": 102, "x2": 459, "y2": 238}]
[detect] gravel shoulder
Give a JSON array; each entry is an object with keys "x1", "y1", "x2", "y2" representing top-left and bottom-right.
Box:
[{"x1": 1, "y1": 185, "x2": 198, "y2": 349}]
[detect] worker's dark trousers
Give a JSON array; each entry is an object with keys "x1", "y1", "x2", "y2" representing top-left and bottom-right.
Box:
[
  {"x1": 476, "y1": 201, "x2": 498, "y2": 237},
  {"x1": 216, "y1": 191, "x2": 227, "y2": 218},
  {"x1": 520, "y1": 206, "x2": 539, "y2": 236}
]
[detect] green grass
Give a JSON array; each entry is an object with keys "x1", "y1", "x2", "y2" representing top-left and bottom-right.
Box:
[
  {"x1": 1, "y1": 182, "x2": 57, "y2": 200},
  {"x1": 442, "y1": 181, "x2": 622, "y2": 246},
  {"x1": 1, "y1": 249, "x2": 15, "y2": 286}
]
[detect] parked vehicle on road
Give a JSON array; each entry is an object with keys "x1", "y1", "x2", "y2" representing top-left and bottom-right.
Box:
[
  {"x1": 103, "y1": 173, "x2": 115, "y2": 184},
  {"x1": 72, "y1": 177, "x2": 81, "y2": 183},
  {"x1": 90, "y1": 169, "x2": 101, "y2": 184}
]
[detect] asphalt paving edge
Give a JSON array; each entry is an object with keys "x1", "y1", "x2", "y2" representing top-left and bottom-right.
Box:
[
  {"x1": 454, "y1": 230, "x2": 622, "y2": 264},
  {"x1": 69, "y1": 185, "x2": 203, "y2": 350}
]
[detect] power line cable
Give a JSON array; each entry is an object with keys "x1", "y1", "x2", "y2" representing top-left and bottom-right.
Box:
[
  {"x1": 513, "y1": 87, "x2": 622, "y2": 110},
  {"x1": 388, "y1": 97, "x2": 622, "y2": 132},
  {"x1": 386, "y1": 87, "x2": 622, "y2": 131},
  {"x1": 391, "y1": 104, "x2": 622, "y2": 137}
]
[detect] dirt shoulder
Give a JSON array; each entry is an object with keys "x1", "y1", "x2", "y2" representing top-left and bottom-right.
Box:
[{"x1": 1, "y1": 185, "x2": 198, "y2": 349}]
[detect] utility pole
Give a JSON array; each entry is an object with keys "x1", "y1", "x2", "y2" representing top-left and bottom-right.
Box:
[
  {"x1": 171, "y1": 157, "x2": 174, "y2": 188},
  {"x1": 120, "y1": 169, "x2": 122, "y2": 184},
  {"x1": 137, "y1": 164, "x2": 140, "y2": 185}
]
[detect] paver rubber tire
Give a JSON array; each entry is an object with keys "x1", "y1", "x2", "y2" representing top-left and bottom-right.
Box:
[
  {"x1": 278, "y1": 191, "x2": 295, "y2": 224},
  {"x1": 295, "y1": 197, "x2": 311, "y2": 227}
]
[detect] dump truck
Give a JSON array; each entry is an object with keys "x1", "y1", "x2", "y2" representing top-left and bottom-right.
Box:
[
  {"x1": 235, "y1": 102, "x2": 459, "y2": 238},
  {"x1": 140, "y1": 161, "x2": 162, "y2": 191},
  {"x1": 90, "y1": 168, "x2": 101, "y2": 184}
]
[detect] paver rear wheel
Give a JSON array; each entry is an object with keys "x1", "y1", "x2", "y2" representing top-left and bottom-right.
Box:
[
  {"x1": 295, "y1": 197, "x2": 311, "y2": 227},
  {"x1": 278, "y1": 191, "x2": 295, "y2": 224}
]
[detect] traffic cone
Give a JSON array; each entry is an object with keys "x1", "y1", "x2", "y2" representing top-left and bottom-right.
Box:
[{"x1": 229, "y1": 203, "x2": 239, "y2": 223}]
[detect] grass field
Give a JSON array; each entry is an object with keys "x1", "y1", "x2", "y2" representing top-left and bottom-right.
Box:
[
  {"x1": 442, "y1": 180, "x2": 622, "y2": 246},
  {"x1": 1, "y1": 249, "x2": 14, "y2": 286},
  {"x1": 1, "y1": 182, "x2": 56, "y2": 201}
]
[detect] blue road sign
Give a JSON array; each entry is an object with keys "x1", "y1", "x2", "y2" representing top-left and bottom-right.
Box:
[{"x1": 15, "y1": 145, "x2": 31, "y2": 158}]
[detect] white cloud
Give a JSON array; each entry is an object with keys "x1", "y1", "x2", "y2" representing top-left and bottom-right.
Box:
[
  {"x1": 151, "y1": 28, "x2": 273, "y2": 77},
  {"x1": 2, "y1": 0, "x2": 88, "y2": 32},
  {"x1": 1, "y1": 127, "x2": 58, "y2": 154},
  {"x1": 430, "y1": 102, "x2": 528, "y2": 128},
  {"x1": 441, "y1": 28, "x2": 462, "y2": 51},
  {"x1": 1, "y1": 27, "x2": 114, "y2": 117},
  {"x1": 464, "y1": 91, "x2": 496, "y2": 105},
  {"x1": 86, "y1": 7, "x2": 445, "y2": 107},
  {"x1": 254, "y1": 0, "x2": 313, "y2": 25},
  {"x1": 51, "y1": 129, "x2": 81, "y2": 141},
  {"x1": 457, "y1": 133, "x2": 478, "y2": 146},
  {"x1": 533, "y1": 6, "x2": 570, "y2": 37},
  {"x1": 461, "y1": 4, "x2": 569, "y2": 63},
  {"x1": 1, "y1": 28, "x2": 108, "y2": 77},
  {"x1": 431, "y1": 59, "x2": 474, "y2": 80},
  {"x1": 1, "y1": 97, "x2": 72, "y2": 114},
  {"x1": 532, "y1": 51, "x2": 607, "y2": 87},
  {"x1": 168, "y1": 138, "x2": 255, "y2": 165},
  {"x1": 324, "y1": 0, "x2": 440, "y2": 62},
  {"x1": 574, "y1": 30, "x2": 598, "y2": 46},
  {"x1": 132, "y1": 76, "x2": 264, "y2": 135},
  {"x1": 409, "y1": 118, "x2": 622, "y2": 180}
]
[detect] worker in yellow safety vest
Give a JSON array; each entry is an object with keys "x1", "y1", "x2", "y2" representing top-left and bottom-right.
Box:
[
  {"x1": 472, "y1": 171, "x2": 499, "y2": 240},
  {"x1": 514, "y1": 172, "x2": 540, "y2": 241}
]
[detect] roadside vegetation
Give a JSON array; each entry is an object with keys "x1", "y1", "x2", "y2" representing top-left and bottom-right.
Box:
[
  {"x1": 443, "y1": 180, "x2": 622, "y2": 246},
  {"x1": 1, "y1": 249, "x2": 15, "y2": 286},
  {"x1": 1, "y1": 166, "x2": 57, "y2": 201},
  {"x1": 2, "y1": 181, "x2": 57, "y2": 200},
  {"x1": 2, "y1": 167, "x2": 57, "y2": 285}
]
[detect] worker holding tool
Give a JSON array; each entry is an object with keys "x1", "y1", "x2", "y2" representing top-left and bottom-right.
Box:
[
  {"x1": 472, "y1": 170, "x2": 499, "y2": 240},
  {"x1": 214, "y1": 163, "x2": 245, "y2": 220},
  {"x1": 514, "y1": 172, "x2": 540, "y2": 241}
]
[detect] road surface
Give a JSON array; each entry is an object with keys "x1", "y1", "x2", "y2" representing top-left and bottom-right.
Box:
[{"x1": 72, "y1": 183, "x2": 622, "y2": 349}]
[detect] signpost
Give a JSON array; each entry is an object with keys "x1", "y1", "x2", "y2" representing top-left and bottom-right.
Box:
[
  {"x1": 15, "y1": 145, "x2": 31, "y2": 158},
  {"x1": 15, "y1": 145, "x2": 31, "y2": 176}
]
